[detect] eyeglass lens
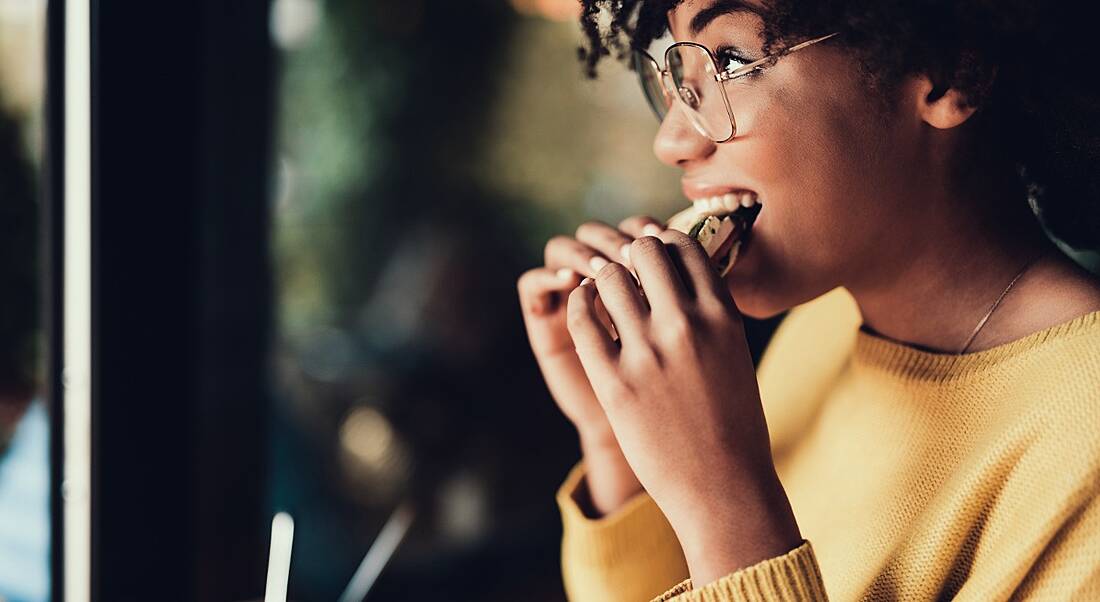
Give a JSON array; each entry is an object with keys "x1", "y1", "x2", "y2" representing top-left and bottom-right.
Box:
[
  {"x1": 633, "y1": 51, "x2": 670, "y2": 121},
  {"x1": 632, "y1": 45, "x2": 735, "y2": 142}
]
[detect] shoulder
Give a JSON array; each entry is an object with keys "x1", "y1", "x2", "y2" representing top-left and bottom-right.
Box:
[
  {"x1": 959, "y1": 252, "x2": 1100, "y2": 437},
  {"x1": 977, "y1": 252, "x2": 1100, "y2": 351},
  {"x1": 988, "y1": 309, "x2": 1100, "y2": 476},
  {"x1": 1010, "y1": 253, "x2": 1100, "y2": 423}
]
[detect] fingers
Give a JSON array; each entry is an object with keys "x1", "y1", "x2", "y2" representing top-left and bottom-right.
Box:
[
  {"x1": 518, "y1": 267, "x2": 582, "y2": 316},
  {"x1": 618, "y1": 215, "x2": 665, "y2": 239},
  {"x1": 656, "y1": 229, "x2": 728, "y2": 301},
  {"x1": 627, "y1": 236, "x2": 689, "y2": 313},
  {"x1": 592, "y1": 263, "x2": 649, "y2": 343},
  {"x1": 567, "y1": 282, "x2": 618, "y2": 374},
  {"x1": 544, "y1": 218, "x2": 660, "y2": 279},
  {"x1": 544, "y1": 235, "x2": 612, "y2": 278},
  {"x1": 576, "y1": 221, "x2": 634, "y2": 268}
]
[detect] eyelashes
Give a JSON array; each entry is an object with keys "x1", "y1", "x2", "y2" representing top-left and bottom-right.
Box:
[{"x1": 715, "y1": 45, "x2": 757, "y2": 75}]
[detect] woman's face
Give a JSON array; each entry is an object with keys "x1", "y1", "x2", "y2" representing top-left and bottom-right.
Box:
[{"x1": 660, "y1": 1, "x2": 932, "y2": 318}]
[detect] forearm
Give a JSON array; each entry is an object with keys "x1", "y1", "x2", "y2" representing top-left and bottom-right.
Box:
[{"x1": 577, "y1": 428, "x2": 644, "y2": 517}]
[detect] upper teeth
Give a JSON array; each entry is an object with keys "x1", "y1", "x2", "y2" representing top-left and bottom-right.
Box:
[{"x1": 692, "y1": 192, "x2": 758, "y2": 213}]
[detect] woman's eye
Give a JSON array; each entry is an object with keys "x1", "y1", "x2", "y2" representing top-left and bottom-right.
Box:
[{"x1": 715, "y1": 47, "x2": 752, "y2": 74}]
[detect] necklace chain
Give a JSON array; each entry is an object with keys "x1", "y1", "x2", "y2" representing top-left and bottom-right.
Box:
[{"x1": 957, "y1": 254, "x2": 1043, "y2": 355}]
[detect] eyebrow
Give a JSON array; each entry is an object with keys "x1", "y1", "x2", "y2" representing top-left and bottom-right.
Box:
[{"x1": 688, "y1": 0, "x2": 765, "y2": 36}]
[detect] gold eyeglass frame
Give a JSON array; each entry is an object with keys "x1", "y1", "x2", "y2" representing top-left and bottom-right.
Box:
[{"x1": 634, "y1": 32, "x2": 840, "y2": 143}]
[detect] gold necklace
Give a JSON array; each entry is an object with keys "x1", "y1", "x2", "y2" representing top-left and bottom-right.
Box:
[{"x1": 957, "y1": 254, "x2": 1043, "y2": 355}]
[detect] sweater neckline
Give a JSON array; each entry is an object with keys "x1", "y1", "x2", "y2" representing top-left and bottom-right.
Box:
[{"x1": 853, "y1": 310, "x2": 1100, "y2": 381}]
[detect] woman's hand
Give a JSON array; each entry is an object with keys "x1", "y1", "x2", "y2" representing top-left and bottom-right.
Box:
[
  {"x1": 518, "y1": 216, "x2": 663, "y2": 515},
  {"x1": 565, "y1": 230, "x2": 802, "y2": 585}
]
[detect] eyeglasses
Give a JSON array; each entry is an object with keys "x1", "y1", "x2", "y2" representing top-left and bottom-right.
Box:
[{"x1": 632, "y1": 32, "x2": 839, "y2": 143}]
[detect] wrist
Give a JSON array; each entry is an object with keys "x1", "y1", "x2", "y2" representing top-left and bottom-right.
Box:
[
  {"x1": 575, "y1": 428, "x2": 643, "y2": 517},
  {"x1": 672, "y1": 475, "x2": 802, "y2": 587}
]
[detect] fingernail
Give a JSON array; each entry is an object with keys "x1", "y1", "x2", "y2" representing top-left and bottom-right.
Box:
[
  {"x1": 620, "y1": 244, "x2": 632, "y2": 262},
  {"x1": 557, "y1": 268, "x2": 575, "y2": 281},
  {"x1": 642, "y1": 224, "x2": 663, "y2": 236},
  {"x1": 580, "y1": 277, "x2": 593, "y2": 286},
  {"x1": 589, "y1": 256, "x2": 609, "y2": 273}
]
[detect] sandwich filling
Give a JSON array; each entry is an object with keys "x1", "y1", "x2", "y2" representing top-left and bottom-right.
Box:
[{"x1": 666, "y1": 192, "x2": 761, "y2": 276}]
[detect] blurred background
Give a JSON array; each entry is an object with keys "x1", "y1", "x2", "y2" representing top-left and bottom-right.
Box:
[
  {"x1": 0, "y1": 0, "x2": 687, "y2": 600},
  {"x1": 265, "y1": 0, "x2": 681, "y2": 599}
]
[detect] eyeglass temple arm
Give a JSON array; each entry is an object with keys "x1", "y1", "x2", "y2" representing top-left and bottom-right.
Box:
[{"x1": 716, "y1": 32, "x2": 839, "y2": 82}]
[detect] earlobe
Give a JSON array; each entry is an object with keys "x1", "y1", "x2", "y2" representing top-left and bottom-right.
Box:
[{"x1": 914, "y1": 75, "x2": 979, "y2": 130}]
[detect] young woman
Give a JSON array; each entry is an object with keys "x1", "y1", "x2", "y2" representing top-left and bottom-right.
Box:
[{"x1": 518, "y1": 0, "x2": 1100, "y2": 600}]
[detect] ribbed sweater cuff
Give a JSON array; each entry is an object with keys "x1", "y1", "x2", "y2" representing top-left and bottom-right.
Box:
[
  {"x1": 653, "y1": 541, "x2": 827, "y2": 602},
  {"x1": 556, "y1": 461, "x2": 681, "y2": 567}
]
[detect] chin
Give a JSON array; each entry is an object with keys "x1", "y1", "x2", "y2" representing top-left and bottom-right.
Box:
[{"x1": 725, "y1": 278, "x2": 792, "y2": 319}]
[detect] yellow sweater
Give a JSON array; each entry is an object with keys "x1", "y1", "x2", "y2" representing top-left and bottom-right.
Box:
[{"x1": 557, "y1": 287, "x2": 1100, "y2": 601}]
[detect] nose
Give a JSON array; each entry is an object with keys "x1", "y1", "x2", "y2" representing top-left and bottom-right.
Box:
[{"x1": 653, "y1": 103, "x2": 717, "y2": 167}]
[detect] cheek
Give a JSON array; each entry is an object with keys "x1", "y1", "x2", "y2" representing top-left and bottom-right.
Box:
[
  {"x1": 721, "y1": 75, "x2": 895, "y2": 312},
  {"x1": 742, "y1": 83, "x2": 868, "y2": 259}
]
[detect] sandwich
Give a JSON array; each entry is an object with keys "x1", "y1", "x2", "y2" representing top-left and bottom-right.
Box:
[{"x1": 666, "y1": 192, "x2": 761, "y2": 276}]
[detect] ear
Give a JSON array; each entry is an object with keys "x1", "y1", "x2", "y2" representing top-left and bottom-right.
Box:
[{"x1": 912, "y1": 74, "x2": 979, "y2": 130}]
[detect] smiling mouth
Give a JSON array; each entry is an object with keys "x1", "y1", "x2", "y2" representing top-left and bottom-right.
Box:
[{"x1": 666, "y1": 191, "x2": 762, "y2": 276}]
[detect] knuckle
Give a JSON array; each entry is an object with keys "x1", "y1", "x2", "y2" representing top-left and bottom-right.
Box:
[
  {"x1": 657, "y1": 313, "x2": 696, "y2": 347},
  {"x1": 595, "y1": 261, "x2": 627, "y2": 282},
  {"x1": 545, "y1": 235, "x2": 582, "y2": 265},
  {"x1": 666, "y1": 232, "x2": 706, "y2": 258},
  {"x1": 618, "y1": 215, "x2": 653, "y2": 232},
  {"x1": 629, "y1": 236, "x2": 670, "y2": 267},
  {"x1": 630, "y1": 235, "x2": 664, "y2": 257},
  {"x1": 544, "y1": 235, "x2": 572, "y2": 254},
  {"x1": 674, "y1": 234, "x2": 697, "y2": 249},
  {"x1": 674, "y1": 236, "x2": 700, "y2": 253},
  {"x1": 660, "y1": 228, "x2": 693, "y2": 246},
  {"x1": 698, "y1": 294, "x2": 729, "y2": 318},
  {"x1": 517, "y1": 268, "x2": 553, "y2": 297},
  {"x1": 574, "y1": 221, "x2": 604, "y2": 240},
  {"x1": 622, "y1": 341, "x2": 658, "y2": 369},
  {"x1": 516, "y1": 270, "x2": 535, "y2": 294}
]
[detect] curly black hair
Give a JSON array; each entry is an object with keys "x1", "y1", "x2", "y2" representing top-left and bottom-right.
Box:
[{"x1": 578, "y1": 0, "x2": 1100, "y2": 251}]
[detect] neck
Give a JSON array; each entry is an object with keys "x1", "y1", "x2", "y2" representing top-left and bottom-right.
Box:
[{"x1": 848, "y1": 172, "x2": 1055, "y2": 354}]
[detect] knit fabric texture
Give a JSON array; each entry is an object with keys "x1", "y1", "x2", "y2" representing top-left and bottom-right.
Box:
[{"x1": 558, "y1": 287, "x2": 1100, "y2": 601}]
